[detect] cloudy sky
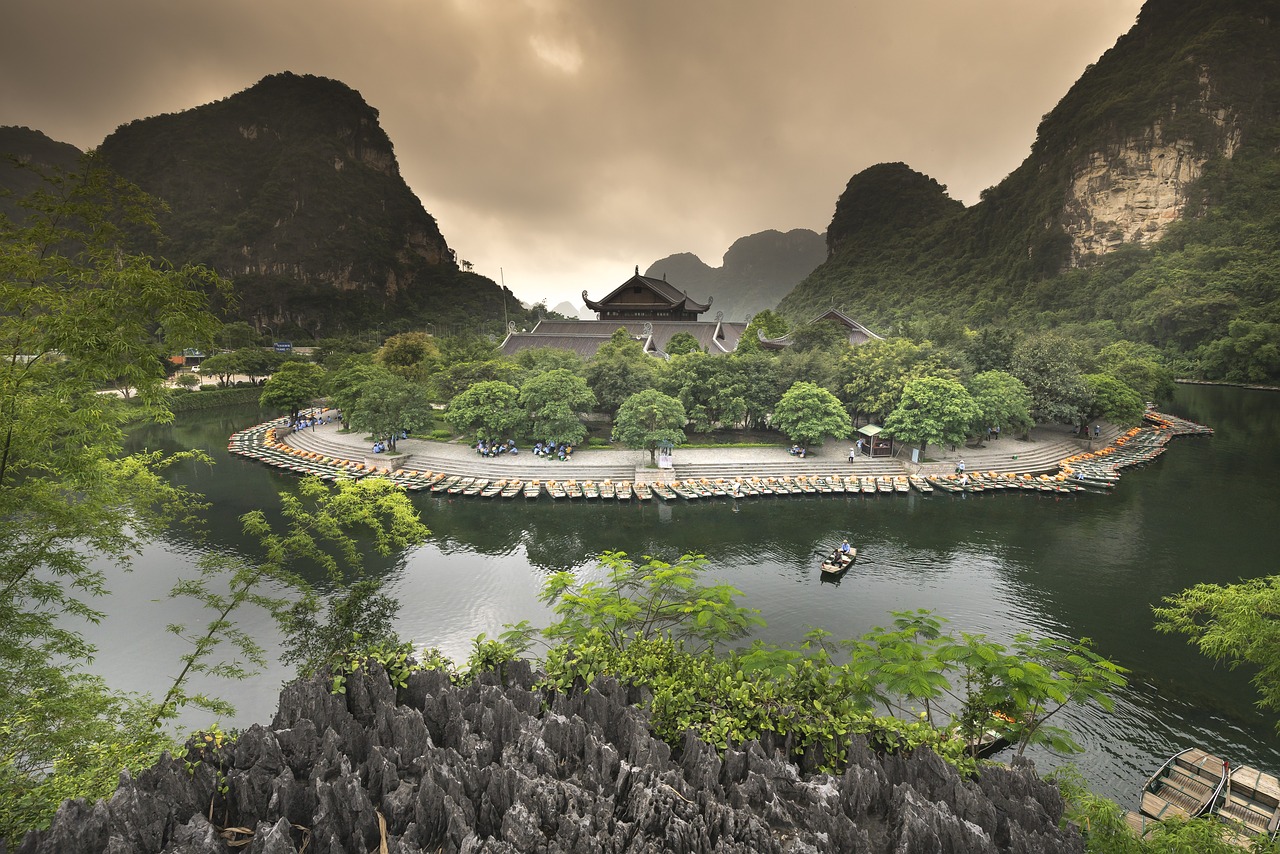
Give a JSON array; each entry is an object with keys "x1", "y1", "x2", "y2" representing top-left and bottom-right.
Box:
[{"x1": 4, "y1": 0, "x2": 1144, "y2": 310}]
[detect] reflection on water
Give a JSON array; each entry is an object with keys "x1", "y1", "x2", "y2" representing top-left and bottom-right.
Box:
[{"x1": 111, "y1": 387, "x2": 1280, "y2": 804}]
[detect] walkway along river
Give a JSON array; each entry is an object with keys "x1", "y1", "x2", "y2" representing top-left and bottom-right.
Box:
[{"x1": 93, "y1": 382, "x2": 1280, "y2": 808}]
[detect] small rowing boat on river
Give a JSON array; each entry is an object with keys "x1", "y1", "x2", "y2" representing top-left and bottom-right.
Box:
[
  {"x1": 820, "y1": 545, "x2": 857, "y2": 575},
  {"x1": 1127, "y1": 747, "x2": 1228, "y2": 836}
]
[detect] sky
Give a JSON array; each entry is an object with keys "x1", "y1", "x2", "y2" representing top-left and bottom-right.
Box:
[{"x1": 3, "y1": 0, "x2": 1145, "y2": 311}]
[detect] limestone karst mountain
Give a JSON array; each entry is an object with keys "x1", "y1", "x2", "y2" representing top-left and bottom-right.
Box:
[
  {"x1": 647, "y1": 228, "x2": 826, "y2": 321},
  {"x1": 779, "y1": 0, "x2": 1280, "y2": 380}
]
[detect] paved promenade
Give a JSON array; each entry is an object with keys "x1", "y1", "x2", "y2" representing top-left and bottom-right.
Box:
[{"x1": 281, "y1": 416, "x2": 1118, "y2": 483}]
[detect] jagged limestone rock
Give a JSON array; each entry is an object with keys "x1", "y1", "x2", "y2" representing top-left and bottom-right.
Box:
[{"x1": 18, "y1": 662, "x2": 1084, "y2": 854}]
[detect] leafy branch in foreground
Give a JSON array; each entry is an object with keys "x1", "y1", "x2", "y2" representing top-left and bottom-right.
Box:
[
  {"x1": 1154, "y1": 574, "x2": 1280, "y2": 732},
  {"x1": 157, "y1": 476, "x2": 431, "y2": 724}
]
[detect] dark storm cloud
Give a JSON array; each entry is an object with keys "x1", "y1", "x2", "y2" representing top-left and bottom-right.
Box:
[{"x1": 2, "y1": 0, "x2": 1143, "y2": 306}]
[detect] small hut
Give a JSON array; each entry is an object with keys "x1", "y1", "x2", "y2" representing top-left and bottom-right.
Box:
[{"x1": 857, "y1": 424, "x2": 894, "y2": 458}]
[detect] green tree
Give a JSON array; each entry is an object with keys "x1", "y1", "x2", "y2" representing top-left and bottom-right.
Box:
[
  {"x1": 967, "y1": 370, "x2": 1034, "y2": 439},
  {"x1": 657, "y1": 353, "x2": 745, "y2": 433},
  {"x1": 664, "y1": 331, "x2": 703, "y2": 355},
  {"x1": 613, "y1": 389, "x2": 687, "y2": 464},
  {"x1": 726, "y1": 353, "x2": 785, "y2": 431},
  {"x1": 882, "y1": 376, "x2": 979, "y2": 457},
  {"x1": 347, "y1": 373, "x2": 434, "y2": 452},
  {"x1": 539, "y1": 551, "x2": 763, "y2": 654},
  {"x1": 430, "y1": 358, "x2": 526, "y2": 403},
  {"x1": 195, "y1": 351, "x2": 240, "y2": 388},
  {"x1": 772, "y1": 381, "x2": 851, "y2": 448},
  {"x1": 327, "y1": 360, "x2": 388, "y2": 425},
  {"x1": 259, "y1": 360, "x2": 326, "y2": 421},
  {"x1": 519, "y1": 368, "x2": 596, "y2": 446},
  {"x1": 735, "y1": 309, "x2": 789, "y2": 355},
  {"x1": 1154, "y1": 575, "x2": 1280, "y2": 730},
  {"x1": 1080, "y1": 373, "x2": 1145, "y2": 432},
  {"x1": 445, "y1": 380, "x2": 522, "y2": 442},
  {"x1": 375, "y1": 331, "x2": 440, "y2": 381},
  {"x1": 0, "y1": 159, "x2": 223, "y2": 842},
  {"x1": 838, "y1": 338, "x2": 956, "y2": 425},
  {"x1": 1198, "y1": 319, "x2": 1280, "y2": 383},
  {"x1": 1010, "y1": 333, "x2": 1089, "y2": 424},
  {"x1": 512, "y1": 347, "x2": 585, "y2": 375},
  {"x1": 1097, "y1": 340, "x2": 1176, "y2": 401},
  {"x1": 216, "y1": 321, "x2": 261, "y2": 350},
  {"x1": 585, "y1": 328, "x2": 657, "y2": 413}
]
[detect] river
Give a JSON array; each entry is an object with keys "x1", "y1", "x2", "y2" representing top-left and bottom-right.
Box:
[{"x1": 91, "y1": 383, "x2": 1280, "y2": 806}]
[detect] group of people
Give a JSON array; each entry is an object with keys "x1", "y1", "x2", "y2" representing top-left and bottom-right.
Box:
[
  {"x1": 788, "y1": 444, "x2": 807, "y2": 458},
  {"x1": 476, "y1": 439, "x2": 518, "y2": 458},
  {"x1": 372, "y1": 430, "x2": 409, "y2": 454},
  {"x1": 1073, "y1": 424, "x2": 1103, "y2": 438},
  {"x1": 534, "y1": 441, "x2": 573, "y2": 461},
  {"x1": 290, "y1": 408, "x2": 340, "y2": 431}
]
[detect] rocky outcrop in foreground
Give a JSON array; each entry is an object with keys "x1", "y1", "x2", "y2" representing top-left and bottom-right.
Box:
[{"x1": 18, "y1": 662, "x2": 1083, "y2": 853}]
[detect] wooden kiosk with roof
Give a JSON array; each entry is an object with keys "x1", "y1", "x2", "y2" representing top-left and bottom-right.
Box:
[{"x1": 857, "y1": 424, "x2": 894, "y2": 458}]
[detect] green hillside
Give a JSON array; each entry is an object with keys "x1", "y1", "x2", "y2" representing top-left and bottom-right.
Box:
[
  {"x1": 93, "y1": 72, "x2": 521, "y2": 339},
  {"x1": 779, "y1": 0, "x2": 1280, "y2": 382}
]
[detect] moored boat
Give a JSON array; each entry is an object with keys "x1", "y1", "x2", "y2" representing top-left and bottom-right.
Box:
[
  {"x1": 1128, "y1": 747, "x2": 1228, "y2": 835},
  {"x1": 524, "y1": 480, "x2": 542, "y2": 499},
  {"x1": 633, "y1": 482, "x2": 652, "y2": 500},
  {"x1": 501, "y1": 480, "x2": 523, "y2": 498},
  {"x1": 616, "y1": 481, "x2": 633, "y2": 500},
  {"x1": 908, "y1": 475, "x2": 933, "y2": 494},
  {"x1": 1214, "y1": 761, "x2": 1280, "y2": 846}
]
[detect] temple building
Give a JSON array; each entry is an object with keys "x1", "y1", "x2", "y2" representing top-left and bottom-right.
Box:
[
  {"x1": 500, "y1": 268, "x2": 747, "y2": 358},
  {"x1": 499, "y1": 269, "x2": 880, "y2": 359}
]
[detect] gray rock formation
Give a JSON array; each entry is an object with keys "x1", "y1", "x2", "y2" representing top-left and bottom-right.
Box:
[{"x1": 17, "y1": 662, "x2": 1084, "y2": 853}]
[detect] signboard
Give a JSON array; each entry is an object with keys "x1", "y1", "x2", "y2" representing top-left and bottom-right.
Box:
[{"x1": 273, "y1": 342, "x2": 293, "y2": 352}]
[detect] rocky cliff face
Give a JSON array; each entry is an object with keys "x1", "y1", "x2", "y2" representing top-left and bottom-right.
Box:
[
  {"x1": 1060, "y1": 64, "x2": 1246, "y2": 262},
  {"x1": 17, "y1": 662, "x2": 1083, "y2": 854}
]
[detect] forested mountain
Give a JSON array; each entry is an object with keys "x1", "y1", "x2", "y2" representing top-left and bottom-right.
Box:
[
  {"x1": 779, "y1": 0, "x2": 1280, "y2": 382},
  {"x1": 0, "y1": 126, "x2": 83, "y2": 221},
  {"x1": 647, "y1": 228, "x2": 826, "y2": 321},
  {"x1": 2, "y1": 73, "x2": 522, "y2": 339}
]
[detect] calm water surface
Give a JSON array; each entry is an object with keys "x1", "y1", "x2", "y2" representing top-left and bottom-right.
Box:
[{"x1": 100, "y1": 384, "x2": 1280, "y2": 805}]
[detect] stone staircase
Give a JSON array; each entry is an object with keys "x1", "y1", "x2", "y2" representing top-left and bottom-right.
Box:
[
  {"x1": 670, "y1": 457, "x2": 901, "y2": 481},
  {"x1": 912, "y1": 423, "x2": 1123, "y2": 477}
]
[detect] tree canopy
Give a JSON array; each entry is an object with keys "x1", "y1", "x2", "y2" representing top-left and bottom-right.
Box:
[
  {"x1": 259, "y1": 360, "x2": 326, "y2": 420},
  {"x1": 771, "y1": 381, "x2": 851, "y2": 447},
  {"x1": 519, "y1": 369, "x2": 596, "y2": 446},
  {"x1": 445, "y1": 380, "x2": 523, "y2": 442},
  {"x1": 883, "y1": 376, "x2": 980, "y2": 457},
  {"x1": 612, "y1": 389, "x2": 687, "y2": 464}
]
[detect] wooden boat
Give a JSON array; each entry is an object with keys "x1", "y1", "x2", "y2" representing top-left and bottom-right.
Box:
[
  {"x1": 633, "y1": 482, "x2": 651, "y2": 501},
  {"x1": 599, "y1": 480, "x2": 615, "y2": 500},
  {"x1": 447, "y1": 477, "x2": 473, "y2": 495},
  {"x1": 616, "y1": 481, "x2": 633, "y2": 500},
  {"x1": 860, "y1": 476, "x2": 877, "y2": 494},
  {"x1": 651, "y1": 482, "x2": 676, "y2": 501},
  {"x1": 564, "y1": 480, "x2": 584, "y2": 499},
  {"x1": 820, "y1": 547, "x2": 857, "y2": 575},
  {"x1": 673, "y1": 481, "x2": 700, "y2": 500},
  {"x1": 501, "y1": 480, "x2": 523, "y2": 498},
  {"x1": 1214, "y1": 761, "x2": 1280, "y2": 846},
  {"x1": 523, "y1": 480, "x2": 542, "y2": 499},
  {"x1": 796, "y1": 476, "x2": 818, "y2": 494},
  {"x1": 1132, "y1": 747, "x2": 1229, "y2": 831},
  {"x1": 876, "y1": 476, "x2": 894, "y2": 494},
  {"x1": 432, "y1": 475, "x2": 460, "y2": 494},
  {"x1": 894, "y1": 476, "x2": 911, "y2": 494},
  {"x1": 908, "y1": 475, "x2": 934, "y2": 494},
  {"x1": 547, "y1": 480, "x2": 567, "y2": 500},
  {"x1": 481, "y1": 479, "x2": 505, "y2": 498},
  {"x1": 463, "y1": 478, "x2": 487, "y2": 497}
]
